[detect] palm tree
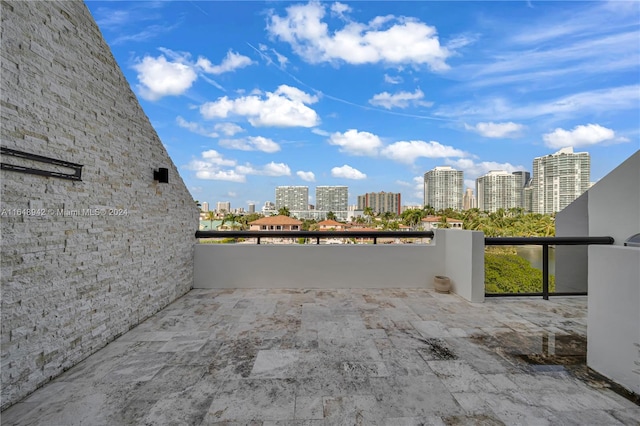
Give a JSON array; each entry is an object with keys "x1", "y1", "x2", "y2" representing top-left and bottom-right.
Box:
[
  {"x1": 278, "y1": 206, "x2": 291, "y2": 217},
  {"x1": 222, "y1": 213, "x2": 238, "y2": 230},
  {"x1": 363, "y1": 207, "x2": 374, "y2": 224},
  {"x1": 326, "y1": 211, "x2": 337, "y2": 221},
  {"x1": 204, "y1": 211, "x2": 215, "y2": 230},
  {"x1": 402, "y1": 208, "x2": 426, "y2": 230}
]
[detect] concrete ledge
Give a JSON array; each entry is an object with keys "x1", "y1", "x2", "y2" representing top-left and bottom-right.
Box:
[
  {"x1": 194, "y1": 230, "x2": 486, "y2": 303},
  {"x1": 195, "y1": 244, "x2": 441, "y2": 289},
  {"x1": 588, "y1": 245, "x2": 640, "y2": 395}
]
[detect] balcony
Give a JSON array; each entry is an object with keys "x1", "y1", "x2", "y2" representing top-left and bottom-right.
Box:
[
  {"x1": 2, "y1": 229, "x2": 638, "y2": 424},
  {"x1": 2, "y1": 2, "x2": 638, "y2": 422},
  {"x1": 3, "y1": 286, "x2": 638, "y2": 425}
]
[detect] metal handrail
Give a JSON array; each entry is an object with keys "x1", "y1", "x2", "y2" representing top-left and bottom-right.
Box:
[
  {"x1": 195, "y1": 230, "x2": 434, "y2": 245},
  {"x1": 484, "y1": 236, "x2": 614, "y2": 300}
]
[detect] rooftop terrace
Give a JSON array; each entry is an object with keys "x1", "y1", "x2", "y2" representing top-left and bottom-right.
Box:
[{"x1": 2, "y1": 288, "x2": 637, "y2": 425}]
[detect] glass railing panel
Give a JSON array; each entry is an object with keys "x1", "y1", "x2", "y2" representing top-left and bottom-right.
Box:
[{"x1": 485, "y1": 245, "x2": 547, "y2": 295}]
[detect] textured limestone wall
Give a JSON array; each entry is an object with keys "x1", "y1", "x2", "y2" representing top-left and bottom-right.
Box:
[{"x1": 1, "y1": 1, "x2": 199, "y2": 409}]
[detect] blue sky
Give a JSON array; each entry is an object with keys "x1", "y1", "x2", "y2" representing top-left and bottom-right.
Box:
[{"x1": 87, "y1": 1, "x2": 639, "y2": 209}]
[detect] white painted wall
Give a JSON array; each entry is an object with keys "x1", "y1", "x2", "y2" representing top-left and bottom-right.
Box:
[
  {"x1": 444, "y1": 230, "x2": 485, "y2": 303},
  {"x1": 194, "y1": 230, "x2": 484, "y2": 302},
  {"x1": 588, "y1": 151, "x2": 640, "y2": 246},
  {"x1": 555, "y1": 191, "x2": 589, "y2": 293},
  {"x1": 588, "y1": 245, "x2": 640, "y2": 394}
]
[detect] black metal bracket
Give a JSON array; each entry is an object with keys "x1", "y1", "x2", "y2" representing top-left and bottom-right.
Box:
[{"x1": 1, "y1": 147, "x2": 83, "y2": 181}]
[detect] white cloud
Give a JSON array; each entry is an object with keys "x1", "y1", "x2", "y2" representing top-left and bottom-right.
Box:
[
  {"x1": 186, "y1": 151, "x2": 290, "y2": 182},
  {"x1": 384, "y1": 74, "x2": 403, "y2": 84},
  {"x1": 436, "y1": 85, "x2": 640, "y2": 121},
  {"x1": 219, "y1": 136, "x2": 281, "y2": 153},
  {"x1": 214, "y1": 122, "x2": 244, "y2": 136},
  {"x1": 185, "y1": 150, "x2": 244, "y2": 182},
  {"x1": 297, "y1": 170, "x2": 316, "y2": 182},
  {"x1": 267, "y1": 2, "x2": 451, "y2": 70},
  {"x1": 201, "y1": 149, "x2": 236, "y2": 166},
  {"x1": 543, "y1": 124, "x2": 618, "y2": 149},
  {"x1": 196, "y1": 50, "x2": 253, "y2": 74},
  {"x1": 176, "y1": 116, "x2": 218, "y2": 138},
  {"x1": 369, "y1": 89, "x2": 432, "y2": 109},
  {"x1": 330, "y1": 2, "x2": 351, "y2": 16},
  {"x1": 465, "y1": 122, "x2": 524, "y2": 138},
  {"x1": 200, "y1": 85, "x2": 320, "y2": 127},
  {"x1": 312, "y1": 128, "x2": 330, "y2": 136},
  {"x1": 381, "y1": 140, "x2": 467, "y2": 164},
  {"x1": 331, "y1": 164, "x2": 367, "y2": 180},
  {"x1": 328, "y1": 129, "x2": 382, "y2": 156},
  {"x1": 133, "y1": 55, "x2": 197, "y2": 100},
  {"x1": 133, "y1": 48, "x2": 254, "y2": 100},
  {"x1": 237, "y1": 162, "x2": 291, "y2": 176}
]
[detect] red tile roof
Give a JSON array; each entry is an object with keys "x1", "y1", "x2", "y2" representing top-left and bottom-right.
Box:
[{"x1": 249, "y1": 215, "x2": 303, "y2": 225}]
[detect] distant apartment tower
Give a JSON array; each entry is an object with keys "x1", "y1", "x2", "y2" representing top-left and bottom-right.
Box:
[
  {"x1": 532, "y1": 147, "x2": 591, "y2": 214},
  {"x1": 201, "y1": 201, "x2": 209, "y2": 212},
  {"x1": 423, "y1": 166, "x2": 463, "y2": 211},
  {"x1": 248, "y1": 203, "x2": 255, "y2": 213},
  {"x1": 216, "y1": 201, "x2": 231, "y2": 213},
  {"x1": 262, "y1": 201, "x2": 275, "y2": 213},
  {"x1": 476, "y1": 170, "x2": 522, "y2": 212},
  {"x1": 316, "y1": 186, "x2": 348, "y2": 212},
  {"x1": 357, "y1": 191, "x2": 401, "y2": 215},
  {"x1": 512, "y1": 171, "x2": 531, "y2": 206},
  {"x1": 462, "y1": 188, "x2": 476, "y2": 210},
  {"x1": 275, "y1": 186, "x2": 309, "y2": 211}
]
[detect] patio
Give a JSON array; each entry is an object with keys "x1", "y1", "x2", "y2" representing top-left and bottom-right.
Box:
[{"x1": 2, "y1": 288, "x2": 638, "y2": 425}]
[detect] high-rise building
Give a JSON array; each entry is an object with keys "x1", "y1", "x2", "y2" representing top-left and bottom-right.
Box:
[
  {"x1": 316, "y1": 186, "x2": 348, "y2": 212},
  {"x1": 512, "y1": 171, "x2": 531, "y2": 207},
  {"x1": 532, "y1": 147, "x2": 590, "y2": 214},
  {"x1": 201, "y1": 202, "x2": 209, "y2": 212},
  {"x1": 476, "y1": 170, "x2": 522, "y2": 212},
  {"x1": 216, "y1": 201, "x2": 231, "y2": 213},
  {"x1": 423, "y1": 166, "x2": 463, "y2": 211},
  {"x1": 248, "y1": 203, "x2": 255, "y2": 213},
  {"x1": 275, "y1": 186, "x2": 309, "y2": 211},
  {"x1": 462, "y1": 188, "x2": 476, "y2": 210},
  {"x1": 262, "y1": 201, "x2": 275, "y2": 213},
  {"x1": 357, "y1": 191, "x2": 401, "y2": 215}
]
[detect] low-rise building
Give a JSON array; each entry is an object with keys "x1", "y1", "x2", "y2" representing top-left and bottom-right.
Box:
[
  {"x1": 317, "y1": 219, "x2": 351, "y2": 231},
  {"x1": 249, "y1": 215, "x2": 302, "y2": 231},
  {"x1": 419, "y1": 216, "x2": 463, "y2": 231}
]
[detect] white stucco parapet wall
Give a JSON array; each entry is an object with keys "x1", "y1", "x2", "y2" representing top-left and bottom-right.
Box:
[
  {"x1": 194, "y1": 229, "x2": 485, "y2": 303},
  {"x1": 588, "y1": 245, "x2": 640, "y2": 395}
]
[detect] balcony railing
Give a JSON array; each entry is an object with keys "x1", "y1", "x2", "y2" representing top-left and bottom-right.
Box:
[
  {"x1": 196, "y1": 230, "x2": 434, "y2": 245},
  {"x1": 195, "y1": 231, "x2": 614, "y2": 300},
  {"x1": 484, "y1": 236, "x2": 614, "y2": 300}
]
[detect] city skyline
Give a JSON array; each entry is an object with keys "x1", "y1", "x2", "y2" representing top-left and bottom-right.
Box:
[{"x1": 87, "y1": 1, "x2": 639, "y2": 208}]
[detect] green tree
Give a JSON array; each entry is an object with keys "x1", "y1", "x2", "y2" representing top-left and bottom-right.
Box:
[
  {"x1": 485, "y1": 247, "x2": 555, "y2": 293},
  {"x1": 204, "y1": 211, "x2": 216, "y2": 229},
  {"x1": 278, "y1": 206, "x2": 291, "y2": 217},
  {"x1": 402, "y1": 208, "x2": 426, "y2": 230},
  {"x1": 363, "y1": 207, "x2": 374, "y2": 223},
  {"x1": 326, "y1": 211, "x2": 337, "y2": 221}
]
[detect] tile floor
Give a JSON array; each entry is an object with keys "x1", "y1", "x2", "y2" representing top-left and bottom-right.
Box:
[{"x1": 2, "y1": 288, "x2": 638, "y2": 425}]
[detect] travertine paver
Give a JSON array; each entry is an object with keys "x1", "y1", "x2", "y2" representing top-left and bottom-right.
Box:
[{"x1": 2, "y1": 289, "x2": 638, "y2": 425}]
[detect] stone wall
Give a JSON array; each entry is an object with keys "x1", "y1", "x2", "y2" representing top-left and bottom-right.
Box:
[{"x1": 1, "y1": 1, "x2": 199, "y2": 409}]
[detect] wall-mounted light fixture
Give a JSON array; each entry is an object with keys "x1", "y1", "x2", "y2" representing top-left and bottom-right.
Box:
[{"x1": 154, "y1": 167, "x2": 169, "y2": 183}]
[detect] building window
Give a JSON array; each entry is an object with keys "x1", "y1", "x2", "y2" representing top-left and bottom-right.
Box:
[
  {"x1": 269, "y1": 225, "x2": 275, "y2": 230},
  {"x1": 261, "y1": 225, "x2": 267, "y2": 230},
  {"x1": 276, "y1": 225, "x2": 282, "y2": 230},
  {"x1": 292, "y1": 225, "x2": 299, "y2": 230}
]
